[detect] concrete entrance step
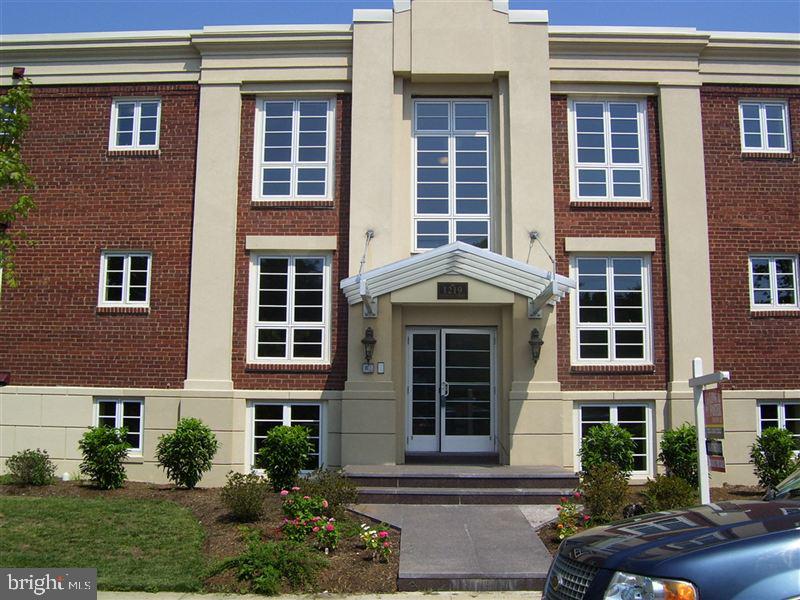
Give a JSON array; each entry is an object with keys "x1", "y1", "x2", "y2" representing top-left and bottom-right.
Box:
[
  {"x1": 357, "y1": 486, "x2": 571, "y2": 505},
  {"x1": 345, "y1": 464, "x2": 579, "y2": 504},
  {"x1": 351, "y1": 504, "x2": 553, "y2": 592}
]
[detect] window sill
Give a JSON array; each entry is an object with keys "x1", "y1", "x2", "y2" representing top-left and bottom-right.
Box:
[
  {"x1": 750, "y1": 309, "x2": 800, "y2": 318},
  {"x1": 96, "y1": 306, "x2": 150, "y2": 315},
  {"x1": 740, "y1": 151, "x2": 793, "y2": 160},
  {"x1": 107, "y1": 149, "x2": 161, "y2": 158},
  {"x1": 570, "y1": 364, "x2": 655, "y2": 374},
  {"x1": 570, "y1": 200, "x2": 651, "y2": 210},
  {"x1": 245, "y1": 363, "x2": 332, "y2": 373},
  {"x1": 123, "y1": 457, "x2": 144, "y2": 464},
  {"x1": 250, "y1": 200, "x2": 335, "y2": 210}
]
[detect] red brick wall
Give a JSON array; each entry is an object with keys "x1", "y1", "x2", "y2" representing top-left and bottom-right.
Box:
[
  {"x1": 552, "y1": 96, "x2": 669, "y2": 391},
  {"x1": 0, "y1": 83, "x2": 198, "y2": 388},
  {"x1": 702, "y1": 85, "x2": 800, "y2": 390},
  {"x1": 231, "y1": 95, "x2": 351, "y2": 390}
]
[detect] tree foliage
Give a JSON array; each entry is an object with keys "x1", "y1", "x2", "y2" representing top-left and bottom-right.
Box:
[{"x1": 0, "y1": 77, "x2": 36, "y2": 287}]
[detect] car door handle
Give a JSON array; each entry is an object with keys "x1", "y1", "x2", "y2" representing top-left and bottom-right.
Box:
[{"x1": 441, "y1": 381, "x2": 450, "y2": 398}]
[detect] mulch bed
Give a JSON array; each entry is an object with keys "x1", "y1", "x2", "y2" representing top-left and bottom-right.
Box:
[
  {"x1": 537, "y1": 484, "x2": 765, "y2": 556},
  {"x1": 0, "y1": 480, "x2": 398, "y2": 594}
]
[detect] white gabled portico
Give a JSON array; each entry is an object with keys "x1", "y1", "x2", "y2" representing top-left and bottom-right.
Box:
[{"x1": 341, "y1": 241, "x2": 574, "y2": 314}]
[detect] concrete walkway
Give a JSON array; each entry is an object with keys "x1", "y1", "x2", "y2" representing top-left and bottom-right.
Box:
[
  {"x1": 99, "y1": 593, "x2": 541, "y2": 599},
  {"x1": 351, "y1": 504, "x2": 555, "y2": 592}
]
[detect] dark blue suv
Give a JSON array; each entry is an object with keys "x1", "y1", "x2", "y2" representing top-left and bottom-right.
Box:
[{"x1": 544, "y1": 470, "x2": 800, "y2": 600}]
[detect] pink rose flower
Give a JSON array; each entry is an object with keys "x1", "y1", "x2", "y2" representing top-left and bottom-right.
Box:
[
  {"x1": 303, "y1": 495, "x2": 310, "y2": 500},
  {"x1": 378, "y1": 530, "x2": 389, "y2": 538},
  {"x1": 383, "y1": 541, "x2": 390, "y2": 548},
  {"x1": 280, "y1": 489, "x2": 289, "y2": 496},
  {"x1": 291, "y1": 486, "x2": 301, "y2": 491},
  {"x1": 322, "y1": 500, "x2": 329, "y2": 508},
  {"x1": 312, "y1": 526, "x2": 320, "y2": 532},
  {"x1": 560, "y1": 497, "x2": 567, "y2": 503},
  {"x1": 326, "y1": 523, "x2": 335, "y2": 532},
  {"x1": 574, "y1": 491, "x2": 581, "y2": 499},
  {"x1": 583, "y1": 514, "x2": 591, "y2": 521}
]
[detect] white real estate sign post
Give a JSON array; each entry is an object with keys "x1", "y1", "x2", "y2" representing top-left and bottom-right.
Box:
[{"x1": 688, "y1": 357, "x2": 731, "y2": 504}]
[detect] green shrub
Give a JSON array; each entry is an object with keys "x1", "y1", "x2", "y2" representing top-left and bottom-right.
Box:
[
  {"x1": 78, "y1": 427, "x2": 129, "y2": 489},
  {"x1": 302, "y1": 468, "x2": 358, "y2": 518},
  {"x1": 750, "y1": 427, "x2": 798, "y2": 489},
  {"x1": 579, "y1": 423, "x2": 635, "y2": 476},
  {"x1": 642, "y1": 474, "x2": 698, "y2": 512},
  {"x1": 156, "y1": 418, "x2": 218, "y2": 489},
  {"x1": 221, "y1": 471, "x2": 270, "y2": 522},
  {"x1": 257, "y1": 426, "x2": 312, "y2": 493},
  {"x1": 213, "y1": 529, "x2": 326, "y2": 595},
  {"x1": 580, "y1": 462, "x2": 629, "y2": 525},
  {"x1": 658, "y1": 424, "x2": 699, "y2": 489},
  {"x1": 5, "y1": 449, "x2": 56, "y2": 486}
]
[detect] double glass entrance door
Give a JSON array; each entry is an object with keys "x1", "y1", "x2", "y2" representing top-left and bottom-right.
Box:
[{"x1": 406, "y1": 328, "x2": 495, "y2": 453}]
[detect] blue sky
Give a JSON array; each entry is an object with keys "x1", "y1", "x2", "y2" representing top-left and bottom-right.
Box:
[{"x1": 1, "y1": 1, "x2": 798, "y2": 35}]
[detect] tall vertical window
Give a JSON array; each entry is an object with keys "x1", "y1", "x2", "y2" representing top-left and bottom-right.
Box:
[
  {"x1": 251, "y1": 403, "x2": 322, "y2": 470},
  {"x1": 110, "y1": 99, "x2": 161, "y2": 150},
  {"x1": 249, "y1": 255, "x2": 330, "y2": 363},
  {"x1": 759, "y1": 402, "x2": 800, "y2": 449},
  {"x1": 98, "y1": 252, "x2": 151, "y2": 307},
  {"x1": 95, "y1": 398, "x2": 144, "y2": 454},
  {"x1": 577, "y1": 404, "x2": 651, "y2": 474},
  {"x1": 256, "y1": 99, "x2": 334, "y2": 200},
  {"x1": 749, "y1": 255, "x2": 799, "y2": 310},
  {"x1": 413, "y1": 99, "x2": 491, "y2": 251},
  {"x1": 569, "y1": 99, "x2": 649, "y2": 201},
  {"x1": 739, "y1": 101, "x2": 790, "y2": 153},
  {"x1": 572, "y1": 256, "x2": 651, "y2": 364}
]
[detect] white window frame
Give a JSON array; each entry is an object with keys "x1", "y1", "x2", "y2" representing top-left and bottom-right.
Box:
[
  {"x1": 569, "y1": 254, "x2": 653, "y2": 365},
  {"x1": 412, "y1": 98, "x2": 493, "y2": 252},
  {"x1": 748, "y1": 254, "x2": 799, "y2": 311},
  {"x1": 567, "y1": 98, "x2": 650, "y2": 202},
  {"x1": 573, "y1": 402, "x2": 654, "y2": 477},
  {"x1": 253, "y1": 97, "x2": 336, "y2": 201},
  {"x1": 247, "y1": 253, "x2": 332, "y2": 365},
  {"x1": 738, "y1": 100, "x2": 791, "y2": 153},
  {"x1": 757, "y1": 401, "x2": 800, "y2": 452},
  {"x1": 109, "y1": 98, "x2": 161, "y2": 151},
  {"x1": 246, "y1": 401, "x2": 325, "y2": 473},
  {"x1": 98, "y1": 251, "x2": 152, "y2": 308},
  {"x1": 93, "y1": 398, "x2": 144, "y2": 456}
]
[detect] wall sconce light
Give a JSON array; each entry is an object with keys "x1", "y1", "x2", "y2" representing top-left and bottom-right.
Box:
[
  {"x1": 12, "y1": 67, "x2": 25, "y2": 80},
  {"x1": 361, "y1": 327, "x2": 377, "y2": 363},
  {"x1": 529, "y1": 328, "x2": 544, "y2": 364},
  {"x1": 0, "y1": 371, "x2": 10, "y2": 387}
]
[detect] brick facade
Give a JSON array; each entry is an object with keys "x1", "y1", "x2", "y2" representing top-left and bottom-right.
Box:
[
  {"x1": 0, "y1": 83, "x2": 199, "y2": 388},
  {"x1": 552, "y1": 95, "x2": 670, "y2": 391},
  {"x1": 231, "y1": 95, "x2": 351, "y2": 390},
  {"x1": 702, "y1": 85, "x2": 800, "y2": 390}
]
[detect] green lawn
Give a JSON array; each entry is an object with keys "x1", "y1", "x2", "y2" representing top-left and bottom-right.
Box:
[{"x1": 0, "y1": 496, "x2": 205, "y2": 592}]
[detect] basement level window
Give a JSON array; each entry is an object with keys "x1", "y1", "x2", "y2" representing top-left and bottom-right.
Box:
[
  {"x1": 759, "y1": 402, "x2": 800, "y2": 449},
  {"x1": 739, "y1": 100, "x2": 790, "y2": 153},
  {"x1": 250, "y1": 403, "x2": 322, "y2": 471},
  {"x1": 95, "y1": 398, "x2": 144, "y2": 455},
  {"x1": 109, "y1": 98, "x2": 161, "y2": 150}
]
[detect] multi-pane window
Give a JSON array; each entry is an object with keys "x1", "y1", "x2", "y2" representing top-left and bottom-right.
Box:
[
  {"x1": 570, "y1": 99, "x2": 649, "y2": 201},
  {"x1": 99, "y1": 252, "x2": 151, "y2": 307},
  {"x1": 413, "y1": 100, "x2": 491, "y2": 251},
  {"x1": 578, "y1": 404, "x2": 651, "y2": 473},
  {"x1": 739, "y1": 101, "x2": 790, "y2": 153},
  {"x1": 572, "y1": 256, "x2": 651, "y2": 364},
  {"x1": 110, "y1": 99, "x2": 161, "y2": 150},
  {"x1": 749, "y1": 255, "x2": 799, "y2": 309},
  {"x1": 759, "y1": 402, "x2": 800, "y2": 450},
  {"x1": 95, "y1": 398, "x2": 144, "y2": 454},
  {"x1": 252, "y1": 403, "x2": 322, "y2": 470},
  {"x1": 250, "y1": 255, "x2": 329, "y2": 363},
  {"x1": 256, "y1": 99, "x2": 334, "y2": 199}
]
